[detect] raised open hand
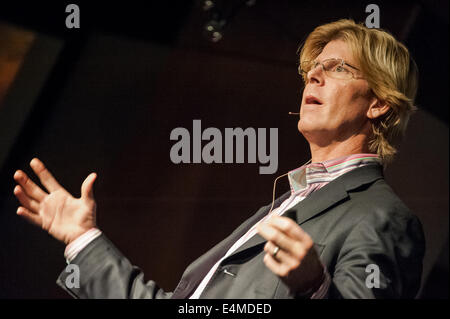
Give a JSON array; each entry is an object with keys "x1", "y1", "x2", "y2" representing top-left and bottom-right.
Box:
[{"x1": 13, "y1": 158, "x2": 97, "y2": 245}]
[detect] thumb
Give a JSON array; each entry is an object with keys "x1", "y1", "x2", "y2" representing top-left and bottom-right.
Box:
[{"x1": 81, "y1": 172, "x2": 97, "y2": 201}]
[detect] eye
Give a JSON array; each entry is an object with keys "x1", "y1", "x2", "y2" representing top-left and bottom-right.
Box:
[{"x1": 335, "y1": 65, "x2": 347, "y2": 72}]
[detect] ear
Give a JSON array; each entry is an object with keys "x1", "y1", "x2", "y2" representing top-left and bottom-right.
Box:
[{"x1": 367, "y1": 97, "x2": 390, "y2": 120}]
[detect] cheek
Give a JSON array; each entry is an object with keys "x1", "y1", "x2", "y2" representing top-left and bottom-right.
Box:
[{"x1": 329, "y1": 84, "x2": 370, "y2": 120}]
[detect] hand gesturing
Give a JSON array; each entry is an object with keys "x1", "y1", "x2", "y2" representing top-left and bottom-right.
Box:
[
  {"x1": 257, "y1": 216, "x2": 324, "y2": 296},
  {"x1": 13, "y1": 158, "x2": 97, "y2": 245}
]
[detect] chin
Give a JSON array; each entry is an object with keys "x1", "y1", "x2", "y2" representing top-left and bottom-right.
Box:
[
  {"x1": 298, "y1": 117, "x2": 317, "y2": 134},
  {"x1": 298, "y1": 118, "x2": 329, "y2": 142}
]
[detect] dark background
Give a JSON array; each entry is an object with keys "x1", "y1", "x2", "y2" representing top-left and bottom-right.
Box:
[{"x1": 0, "y1": 0, "x2": 447, "y2": 298}]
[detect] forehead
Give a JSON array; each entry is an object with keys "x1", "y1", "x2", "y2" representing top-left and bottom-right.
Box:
[{"x1": 317, "y1": 39, "x2": 357, "y2": 64}]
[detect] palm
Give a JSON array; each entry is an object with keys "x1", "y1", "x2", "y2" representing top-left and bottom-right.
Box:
[{"x1": 13, "y1": 158, "x2": 97, "y2": 245}]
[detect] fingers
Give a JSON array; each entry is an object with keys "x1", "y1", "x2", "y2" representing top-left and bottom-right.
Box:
[
  {"x1": 263, "y1": 241, "x2": 299, "y2": 277},
  {"x1": 16, "y1": 206, "x2": 42, "y2": 227},
  {"x1": 13, "y1": 185, "x2": 41, "y2": 213},
  {"x1": 266, "y1": 216, "x2": 307, "y2": 241},
  {"x1": 29, "y1": 158, "x2": 62, "y2": 193},
  {"x1": 263, "y1": 252, "x2": 285, "y2": 275},
  {"x1": 81, "y1": 173, "x2": 97, "y2": 201},
  {"x1": 13, "y1": 170, "x2": 47, "y2": 202},
  {"x1": 257, "y1": 216, "x2": 313, "y2": 261},
  {"x1": 264, "y1": 240, "x2": 294, "y2": 264},
  {"x1": 257, "y1": 222, "x2": 293, "y2": 251}
]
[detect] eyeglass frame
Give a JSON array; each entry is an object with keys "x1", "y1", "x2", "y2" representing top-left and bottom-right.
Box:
[{"x1": 299, "y1": 58, "x2": 363, "y2": 81}]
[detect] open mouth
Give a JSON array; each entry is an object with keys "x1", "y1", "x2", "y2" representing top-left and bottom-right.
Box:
[{"x1": 305, "y1": 96, "x2": 323, "y2": 105}]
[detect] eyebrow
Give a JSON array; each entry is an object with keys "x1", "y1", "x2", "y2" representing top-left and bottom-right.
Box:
[{"x1": 344, "y1": 61, "x2": 360, "y2": 71}]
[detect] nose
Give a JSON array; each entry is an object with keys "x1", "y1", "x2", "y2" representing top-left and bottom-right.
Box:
[{"x1": 307, "y1": 63, "x2": 324, "y2": 85}]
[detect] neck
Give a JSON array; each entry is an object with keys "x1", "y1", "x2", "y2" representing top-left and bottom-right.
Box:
[{"x1": 308, "y1": 134, "x2": 371, "y2": 163}]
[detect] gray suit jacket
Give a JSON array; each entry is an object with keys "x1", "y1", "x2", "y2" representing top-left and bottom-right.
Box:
[{"x1": 57, "y1": 164, "x2": 425, "y2": 299}]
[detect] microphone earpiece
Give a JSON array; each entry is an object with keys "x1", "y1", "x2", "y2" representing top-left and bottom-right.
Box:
[{"x1": 288, "y1": 112, "x2": 300, "y2": 115}]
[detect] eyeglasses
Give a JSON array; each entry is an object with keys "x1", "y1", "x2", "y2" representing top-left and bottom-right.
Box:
[{"x1": 299, "y1": 58, "x2": 361, "y2": 81}]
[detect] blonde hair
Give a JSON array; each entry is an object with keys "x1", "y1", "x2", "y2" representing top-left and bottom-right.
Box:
[{"x1": 298, "y1": 19, "x2": 418, "y2": 164}]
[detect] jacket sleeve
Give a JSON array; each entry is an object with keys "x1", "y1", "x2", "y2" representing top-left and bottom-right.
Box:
[
  {"x1": 325, "y1": 209, "x2": 425, "y2": 299},
  {"x1": 56, "y1": 234, "x2": 173, "y2": 299}
]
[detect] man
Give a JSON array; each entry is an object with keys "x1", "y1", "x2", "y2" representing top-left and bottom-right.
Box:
[{"x1": 13, "y1": 19, "x2": 425, "y2": 298}]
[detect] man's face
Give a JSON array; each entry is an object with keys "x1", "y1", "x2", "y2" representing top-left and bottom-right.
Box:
[{"x1": 298, "y1": 39, "x2": 376, "y2": 146}]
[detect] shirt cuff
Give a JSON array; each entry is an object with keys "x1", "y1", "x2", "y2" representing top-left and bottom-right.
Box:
[
  {"x1": 64, "y1": 228, "x2": 102, "y2": 264},
  {"x1": 310, "y1": 267, "x2": 331, "y2": 299}
]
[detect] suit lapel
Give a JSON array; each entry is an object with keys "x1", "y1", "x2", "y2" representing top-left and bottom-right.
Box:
[
  {"x1": 173, "y1": 164, "x2": 384, "y2": 298},
  {"x1": 171, "y1": 192, "x2": 290, "y2": 299},
  {"x1": 285, "y1": 177, "x2": 348, "y2": 225},
  {"x1": 222, "y1": 183, "x2": 348, "y2": 260},
  {"x1": 221, "y1": 191, "x2": 293, "y2": 260},
  {"x1": 224, "y1": 164, "x2": 384, "y2": 261}
]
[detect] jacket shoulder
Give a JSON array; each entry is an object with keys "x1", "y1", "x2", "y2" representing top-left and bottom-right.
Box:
[{"x1": 347, "y1": 177, "x2": 416, "y2": 221}]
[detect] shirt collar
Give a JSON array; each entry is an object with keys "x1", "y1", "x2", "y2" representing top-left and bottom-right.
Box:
[{"x1": 288, "y1": 153, "x2": 382, "y2": 194}]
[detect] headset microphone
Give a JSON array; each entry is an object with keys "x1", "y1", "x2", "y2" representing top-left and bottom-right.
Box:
[{"x1": 288, "y1": 112, "x2": 300, "y2": 115}]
